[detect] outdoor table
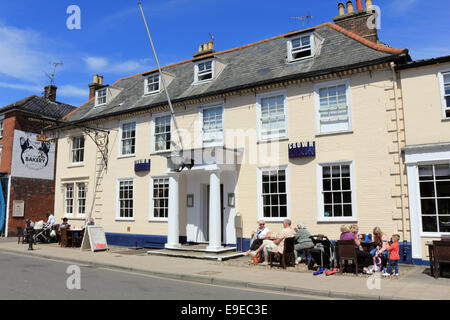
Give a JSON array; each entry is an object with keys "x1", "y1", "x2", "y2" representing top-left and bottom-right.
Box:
[
  {"x1": 66, "y1": 229, "x2": 84, "y2": 247},
  {"x1": 426, "y1": 241, "x2": 434, "y2": 276},
  {"x1": 360, "y1": 241, "x2": 375, "y2": 252}
]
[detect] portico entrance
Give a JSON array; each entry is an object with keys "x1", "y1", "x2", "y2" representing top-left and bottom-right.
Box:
[{"x1": 164, "y1": 147, "x2": 242, "y2": 252}]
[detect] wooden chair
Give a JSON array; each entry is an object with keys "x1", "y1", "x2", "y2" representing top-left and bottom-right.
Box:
[
  {"x1": 60, "y1": 228, "x2": 73, "y2": 248},
  {"x1": 16, "y1": 227, "x2": 24, "y2": 244},
  {"x1": 433, "y1": 240, "x2": 450, "y2": 279},
  {"x1": 337, "y1": 240, "x2": 359, "y2": 275},
  {"x1": 269, "y1": 237, "x2": 295, "y2": 269}
]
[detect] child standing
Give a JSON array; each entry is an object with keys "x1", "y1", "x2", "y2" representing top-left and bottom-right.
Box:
[{"x1": 383, "y1": 234, "x2": 400, "y2": 277}]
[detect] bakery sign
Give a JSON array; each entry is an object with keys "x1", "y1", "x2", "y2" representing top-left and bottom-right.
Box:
[{"x1": 11, "y1": 130, "x2": 56, "y2": 180}]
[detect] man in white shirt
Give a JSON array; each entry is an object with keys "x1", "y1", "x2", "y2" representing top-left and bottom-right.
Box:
[{"x1": 45, "y1": 211, "x2": 56, "y2": 228}]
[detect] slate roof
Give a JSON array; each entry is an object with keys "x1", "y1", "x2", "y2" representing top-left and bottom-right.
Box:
[
  {"x1": 66, "y1": 22, "x2": 409, "y2": 123},
  {"x1": 0, "y1": 95, "x2": 76, "y2": 120}
]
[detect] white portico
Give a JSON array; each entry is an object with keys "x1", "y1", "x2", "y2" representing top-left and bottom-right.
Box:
[{"x1": 164, "y1": 147, "x2": 241, "y2": 252}]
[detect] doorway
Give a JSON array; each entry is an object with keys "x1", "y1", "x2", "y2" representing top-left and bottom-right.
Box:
[{"x1": 201, "y1": 184, "x2": 224, "y2": 243}]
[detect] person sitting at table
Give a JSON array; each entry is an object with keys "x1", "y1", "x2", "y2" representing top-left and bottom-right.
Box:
[
  {"x1": 84, "y1": 217, "x2": 96, "y2": 228},
  {"x1": 244, "y1": 220, "x2": 270, "y2": 256},
  {"x1": 250, "y1": 219, "x2": 295, "y2": 266},
  {"x1": 293, "y1": 222, "x2": 314, "y2": 264},
  {"x1": 59, "y1": 217, "x2": 71, "y2": 230},
  {"x1": 340, "y1": 225, "x2": 373, "y2": 274},
  {"x1": 371, "y1": 226, "x2": 389, "y2": 271},
  {"x1": 349, "y1": 224, "x2": 364, "y2": 251}
]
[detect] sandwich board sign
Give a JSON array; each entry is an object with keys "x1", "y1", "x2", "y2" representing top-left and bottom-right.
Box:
[{"x1": 81, "y1": 226, "x2": 108, "y2": 252}]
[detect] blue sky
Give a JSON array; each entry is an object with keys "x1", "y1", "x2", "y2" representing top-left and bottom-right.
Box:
[{"x1": 0, "y1": 0, "x2": 449, "y2": 107}]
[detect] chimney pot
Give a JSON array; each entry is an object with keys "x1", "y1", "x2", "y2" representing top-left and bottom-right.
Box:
[
  {"x1": 356, "y1": 0, "x2": 363, "y2": 11},
  {"x1": 346, "y1": 1, "x2": 354, "y2": 13},
  {"x1": 338, "y1": 2, "x2": 345, "y2": 16},
  {"x1": 44, "y1": 85, "x2": 57, "y2": 102},
  {"x1": 365, "y1": 0, "x2": 373, "y2": 9}
]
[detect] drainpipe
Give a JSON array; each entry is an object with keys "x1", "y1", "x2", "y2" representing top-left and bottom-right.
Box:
[{"x1": 390, "y1": 62, "x2": 407, "y2": 258}]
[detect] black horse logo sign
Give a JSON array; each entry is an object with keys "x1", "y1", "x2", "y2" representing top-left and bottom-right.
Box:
[{"x1": 19, "y1": 136, "x2": 51, "y2": 170}]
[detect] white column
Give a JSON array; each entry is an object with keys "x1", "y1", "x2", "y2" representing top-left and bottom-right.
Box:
[
  {"x1": 406, "y1": 164, "x2": 422, "y2": 260},
  {"x1": 207, "y1": 170, "x2": 223, "y2": 251},
  {"x1": 165, "y1": 173, "x2": 180, "y2": 249}
]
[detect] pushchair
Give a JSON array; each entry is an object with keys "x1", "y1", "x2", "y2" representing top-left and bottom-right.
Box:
[
  {"x1": 32, "y1": 220, "x2": 52, "y2": 244},
  {"x1": 307, "y1": 234, "x2": 336, "y2": 270}
]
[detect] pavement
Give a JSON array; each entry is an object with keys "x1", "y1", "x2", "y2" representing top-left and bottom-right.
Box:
[{"x1": 0, "y1": 238, "x2": 449, "y2": 300}]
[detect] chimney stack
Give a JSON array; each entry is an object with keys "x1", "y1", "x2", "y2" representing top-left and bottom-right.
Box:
[
  {"x1": 193, "y1": 40, "x2": 215, "y2": 58},
  {"x1": 333, "y1": 0, "x2": 379, "y2": 43},
  {"x1": 88, "y1": 74, "x2": 104, "y2": 100},
  {"x1": 44, "y1": 85, "x2": 57, "y2": 102}
]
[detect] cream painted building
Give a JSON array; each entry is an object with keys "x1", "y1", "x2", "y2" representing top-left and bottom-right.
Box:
[
  {"x1": 398, "y1": 56, "x2": 450, "y2": 264},
  {"x1": 51, "y1": 1, "x2": 419, "y2": 260}
]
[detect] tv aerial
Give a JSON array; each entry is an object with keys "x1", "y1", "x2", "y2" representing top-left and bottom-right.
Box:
[
  {"x1": 45, "y1": 61, "x2": 63, "y2": 86},
  {"x1": 290, "y1": 12, "x2": 312, "y2": 29}
]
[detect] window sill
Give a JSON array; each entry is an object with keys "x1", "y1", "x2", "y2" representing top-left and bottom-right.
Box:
[
  {"x1": 193, "y1": 79, "x2": 213, "y2": 86},
  {"x1": 151, "y1": 150, "x2": 171, "y2": 156},
  {"x1": 441, "y1": 118, "x2": 450, "y2": 122},
  {"x1": 117, "y1": 154, "x2": 136, "y2": 159},
  {"x1": 148, "y1": 218, "x2": 168, "y2": 223},
  {"x1": 317, "y1": 217, "x2": 357, "y2": 223},
  {"x1": 115, "y1": 218, "x2": 135, "y2": 222},
  {"x1": 421, "y1": 232, "x2": 450, "y2": 238},
  {"x1": 315, "y1": 130, "x2": 353, "y2": 138},
  {"x1": 257, "y1": 137, "x2": 289, "y2": 144},
  {"x1": 68, "y1": 163, "x2": 84, "y2": 168},
  {"x1": 144, "y1": 91, "x2": 160, "y2": 96},
  {"x1": 260, "y1": 217, "x2": 290, "y2": 223}
]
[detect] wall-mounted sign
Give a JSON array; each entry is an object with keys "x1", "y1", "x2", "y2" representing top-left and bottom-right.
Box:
[
  {"x1": 12, "y1": 200, "x2": 25, "y2": 217},
  {"x1": 11, "y1": 130, "x2": 56, "y2": 180},
  {"x1": 288, "y1": 141, "x2": 316, "y2": 158},
  {"x1": 135, "y1": 159, "x2": 151, "y2": 172}
]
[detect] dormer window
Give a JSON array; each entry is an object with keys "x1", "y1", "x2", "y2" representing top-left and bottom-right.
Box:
[
  {"x1": 195, "y1": 60, "x2": 214, "y2": 83},
  {"x1": 288, "y1": 34, "x2": 314, "y2": 62},
  {"x1": 95, "y1": 88, "x2": 107, "y2": 107},
  {"x1": 145, "y1": 74, "x2": 160, "y2": 95}
]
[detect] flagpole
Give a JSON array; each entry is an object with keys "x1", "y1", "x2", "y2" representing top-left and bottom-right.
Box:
[{"x1": 138, "y1": 1, "x2": 184, "y2": 151}]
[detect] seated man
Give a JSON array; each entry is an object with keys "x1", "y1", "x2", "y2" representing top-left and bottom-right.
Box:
[
  {"x1": 84, "y1": 217, "x2": 96, "y2": 228},
  {"x1": 250, "y1": 219, "x2": 295, "y2": 266}
]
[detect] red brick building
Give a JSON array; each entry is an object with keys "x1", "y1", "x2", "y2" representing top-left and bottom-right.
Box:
[{"x1": 0, "y1": 85, "x2": 76, "y2": 236}]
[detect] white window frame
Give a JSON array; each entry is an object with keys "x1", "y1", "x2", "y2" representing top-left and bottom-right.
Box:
[
  {"x1": 144, "y1": 73, "x2": 161, "y2": 95},
  {"x1": 64, "y1": 183, "x2": 75, "y2": 217},
  {"x1": 314, "y1": 79, "x2": 353, "y2": 135},
  {"x1": 287, "y1": 33, "x2": 314, "y2": 62},
  {"x1": 76, "y1": 182, "x2": 87, "y2": 217},
  {"x1": 95, "y1": 88, "x2": 107, "y2": 107},
  {"x1": 118, "y1": 119, "x2": 137, "y2": 158},
  {"x1": 316, "y1": 160, "x2": 357, "y2": 223},
  {"x1": 194, "y1": 59, "x2": 215, "y2": 84},
  {"x1": 199, "y1": 101, "x2": 225, "y2": 147},
  {"x1": 257, "y1": 165, "x2": 290, "y2": 223},
  {"x1": 0, "y1": 114, "x2": 4, "y2": 139},
  {"x1": 71, "y1": 135, "x2": 85, "y2": 165},
  {"x1": 149, "y1": 176, "x2": 170, "y2": 222},
  {"x1": 151, "y1": 112, "x2": 172, "y2": 154},
  {"x1": 438, "y1": 68, "x2": 450, "y2": 120},
  {"x1": 256, "y1": 90, "x2": 288, "y2": 142},
  {"x1": 116, "y1": 178, "x2": 135, "y2": 221}
]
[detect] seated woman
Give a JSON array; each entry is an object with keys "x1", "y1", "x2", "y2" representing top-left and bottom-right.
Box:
[
  {"x1": 371, "y1": 226, "x2": 389, "y2": 270},
  {"x1": 293, "y1": 222, "x2": 314, "y2": 264},
  {"x1": 340, "y1": 225, "x2": 373, "y2": 274},
  {"x1": 244, "y1": 220, "x2": 270, "y2": 256}
]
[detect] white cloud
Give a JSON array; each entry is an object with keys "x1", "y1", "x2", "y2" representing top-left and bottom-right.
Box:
[
  {"x1": 58, "y1": 85, "x2": 88, "y2": 98},
  {"x1": 0, "y1": 81, "x2": 42, "y2": 92},
  {"x1": 84, "y1": 57, "x2": 108, "y2": 70},
  {"x1": 0, "y1": 24, "x2": 53, "y2": 81},
  {"x1": 84, "y1": 56, "x2": 153, "y2": 74}
]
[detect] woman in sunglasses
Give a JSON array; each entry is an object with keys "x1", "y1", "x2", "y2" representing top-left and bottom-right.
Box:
[{"x1": 244, "y1": 220, "x2": 271, "y2": 256}]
